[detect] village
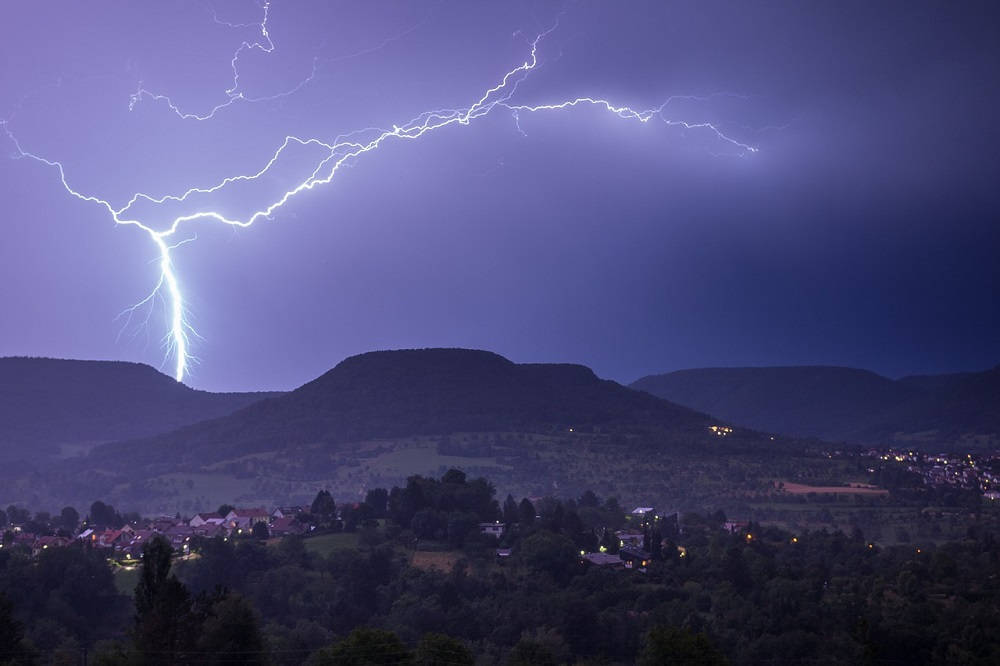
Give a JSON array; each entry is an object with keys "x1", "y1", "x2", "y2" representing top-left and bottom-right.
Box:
[
  {"x1": 1, "y1": 496, "x2": 693, "y2": 576},
  {"x1": 861, "y1": 447, "x2": 1000, "y2": 498},
  {"x1": 0, "y1": 505, "x2": 311, "y2": 561}
]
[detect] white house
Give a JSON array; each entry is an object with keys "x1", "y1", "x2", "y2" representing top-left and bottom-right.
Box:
[
  {"x1": 225, "y1": 508, "x2": 270, "y2": 530},
  {"x1": 189, "y1": 512, "x2": 225, "y2": 528},
  {"x1": 479, "y1": 522, "x2": 505, "y2": 537}
]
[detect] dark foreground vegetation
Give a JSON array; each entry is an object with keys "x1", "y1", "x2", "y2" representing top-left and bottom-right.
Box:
[{"x1": 2, "y1": 470, "x2": 1000, "y2": 665}]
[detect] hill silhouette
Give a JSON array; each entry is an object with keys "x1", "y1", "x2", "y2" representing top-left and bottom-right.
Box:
[
  {"x1": 0, "y1": 357, "x2": 280, "y2": 459},
  {"x1": 94, "y1": 348, "x2": 727, "y2": 469},
  {"x1": 632, "y1": 364, "x2": 1000, "y2": 448}
]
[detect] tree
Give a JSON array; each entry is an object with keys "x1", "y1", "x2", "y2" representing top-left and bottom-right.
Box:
[
  {"x1": 59, "y1": 506, "x2": 79, "y2": 533},
  {"x1": 502, "y1": 494, "x2": 519, "y2": 525},
  {"x1": 638, "y1": 626, "x2": 727, "y2": 666},
  {"x1": 311, "y1": 490, "x2": 336, "y2": 522},
  {"x1": 89, "y1": 501, "x2": 120, "y2": 528},
  {"x1": 415, "y1": 633, "x2": 473, "y2": 666},
  {"x1": 600, "y1": 528, "x2": 619, "y2": 554},
  {"x1": 578, "y1": 490, "x2": 600, "y2": 508},
  {"x1": 442, "y1": 469, "x2": 467, "y2": 485},
  {"x1": 518, "y1": 498, "x2": 536, "y2": 526},
  {"x1": 364, "y1": 488, "x2": 389, "y2": 518},
  {"x1": 217, "y1": 504, "x2": 235, "y2": 518},
  {"x1": 0, "y1": 593, "x2": 26, "y2": 664},
  {"x1": 196, "y1": 594, "x2": 267, "y2": 666},
  {"x1": 134, "y1": 536, "x2": 195, "y2": 664},
  {"x1": 311, "y1": 628, "x2": 412, "y2": 665},
  {"x1": 251, "y1": 521, "x2": 270, "y2": 540},
  {"x1": 0, "y1": 509, "x2": 6, "y2": 529},
  {"x1": 649, "y1": 527, "x2": 663, "y2": 561},
  {"x1": 4, "y1": 505, "x2": 29, "y2": 526},
  {"x1": 516, "y1": 531, "x2": 578, "y2": 583}
]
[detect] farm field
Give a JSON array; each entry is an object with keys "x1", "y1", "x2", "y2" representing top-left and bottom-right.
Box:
[
  {"x1": 301, "y1": 532, "x2": 360, "y2": 556},
  {"x1": 778, "y1": 481, "x2": 889, "y2": 495}
]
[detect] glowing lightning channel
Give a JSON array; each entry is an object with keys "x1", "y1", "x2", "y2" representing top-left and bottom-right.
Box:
[
  {"x1": 4, "y1": 29, "x2": 756, "y2": 384},
  {"x1": 127, "y1": 0, "x2": 321, "y2": 121}
]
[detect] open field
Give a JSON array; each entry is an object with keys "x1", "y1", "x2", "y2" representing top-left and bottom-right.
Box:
[
  {"x1": 778, "y1": 481, "x2": 889, "y2": 495},
  {"x1": 113, "y1": 566, "x2": 140, "y2": 596},
  {"x1": 410, "y1": 550, "x2": 462, "y2": 572},
  {"x1": 302, "y1": 532, "x2": 359, "y2": 556}
]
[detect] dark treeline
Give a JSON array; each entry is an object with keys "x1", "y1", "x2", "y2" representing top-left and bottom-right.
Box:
[{"x1": 2, "y1": 470, "x2": 1000, "y2": 664}]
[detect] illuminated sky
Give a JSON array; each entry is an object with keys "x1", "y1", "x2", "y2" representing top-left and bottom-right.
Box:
[{"x1": 1, "y1": 1, "x2": 997, "y2": 392}]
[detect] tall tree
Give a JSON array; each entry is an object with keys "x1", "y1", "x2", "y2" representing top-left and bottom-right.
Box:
[
  {"x1": 364, "y1": 488, "x2": 389, "y2": 518},
  {"x1": 518, "y1": 498, "x2": 536, "y2": 527},
  {"x1": 89, "y1": 501, "x2": 120, "y2": 528},
  {"x1": 196, "y1": 594, "x2": 267, "y2": 666},
  {"x1": 251, "y1": 521, "x2": 270, "y2": 540},
  {"x1": 4, "y1": 506, "x2": 28, "y2": 526},
  {"x1": 59, "y1": 506, "x2": 79, "y2": 533},
  {"x1": 502, "y1": 494, "x2": 519, "y2": 525},
  {"x1": 311, "y1": 490, "x2": 336, "y2": 522},
  {"x1": 134, "y1": 536, "x2": 195, "y2": 664}
]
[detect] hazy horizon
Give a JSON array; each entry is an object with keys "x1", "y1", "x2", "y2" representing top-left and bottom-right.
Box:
[{"x1": 2, "y1": 349, "x2": 996, "y2": 395}]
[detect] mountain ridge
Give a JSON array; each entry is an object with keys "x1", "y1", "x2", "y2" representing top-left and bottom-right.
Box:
[
  {"x1": 0, "y1": 356, "x2": 282, "y2": 459},
  {"x1": 631, "y1": 364, "x2": 1000, "y2": 448},
  {"x1": 88, "y1": 347, "x2": 732, "y2": 470}
]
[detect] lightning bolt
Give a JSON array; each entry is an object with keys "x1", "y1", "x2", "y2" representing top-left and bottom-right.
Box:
[
  {"x1": 3, "y1": 25, "x2": 756, "y2": 384},
  {"x1": 128, "y1": 0, "x2": 320, "y2": 121}
]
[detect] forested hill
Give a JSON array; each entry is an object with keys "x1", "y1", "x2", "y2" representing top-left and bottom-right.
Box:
[
  {"x1": 0, "y1": 357, "x2": 280, "y2": 458},
  {"x1": 94, "y1": 348, "x2": 727, "y2": 467},
  {"x1": 631, "y1": 364, "x2": 1000, "y2": 448}
]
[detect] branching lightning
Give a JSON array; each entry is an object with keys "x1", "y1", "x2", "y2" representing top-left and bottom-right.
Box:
[
  {"x1": 3, "y1": 15, "x2": 756, "y2": 384},
  {"x1": 126, "y1": 0, "x2": 317, "y2": 121}
]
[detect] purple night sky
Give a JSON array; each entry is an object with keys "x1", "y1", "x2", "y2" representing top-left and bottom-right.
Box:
[{"x1": 1, "y1": 1, "x2": 997, "y2": 392}]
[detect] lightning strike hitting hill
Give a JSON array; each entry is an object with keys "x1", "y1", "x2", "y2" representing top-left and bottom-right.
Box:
[{"x1": 2, "y1": 26, "x2": 755, "y2": 384}]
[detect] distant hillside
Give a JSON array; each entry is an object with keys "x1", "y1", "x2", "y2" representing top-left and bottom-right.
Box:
[
  {"x1": 0, "y1": 357, "x2": 280, "y2": 459},
  {"x1": 632, "y1": 365, "x2": 1000, "y2": 448},
  {"x1": 94, "y1": 348, "x2": 726, "y2": 469}
]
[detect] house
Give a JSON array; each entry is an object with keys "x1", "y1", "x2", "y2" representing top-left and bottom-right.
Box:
[
  {"x1": 723, "y1": 521, "x2": 748, "y2": 534},
  {"x1": 630, "y1": 507, "x2": 656, "y2": 527},
  {"x1": 581, "y1": 552, "x2": 625, "y2": 569},
  {"x1": 193, "y1": 523, "x2": 229, "y2": 538},
  {"x1": 225, "y1": 508, "x2": 270, "y2": 530},
  {"x1": 189, "y1": 512, "x2": 225, "y2": 528},
  {"x1": 479, "y1": 522, "x2": 505, "y2": 538},
  {"x1": 13, "y1": 532, "x2": 36, "y2": 548},
  {"x1": 619, "y1": 546, "x2": 652, "y2": 571},
  {"x1": 273, "y1": 506, "x2": 306, "y2": 519},
  {"x1": 97, "y1": 529, "x2": 131, "y2": 549},
  {"x1": 164, "y1": 525, "x2": 195, "y2": 552},
  {"x1": 128, "y1": 530, "x2": 158, "y2": 549},
  {"x1": 119, "y1": 543, "x2": 144, "y2": 561},
  {"x1": 151, "y1": 517, "x2": 181, "y2": 532},
  {"x1": 615, "y1": 531, "x2": 644, "y2": 548},
  {"x1": 33, "y1": 536, "x2": 71, "y2": 555},
  {"x1": 269, "y1": 516, "x2": 305, "y2": 537}
]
